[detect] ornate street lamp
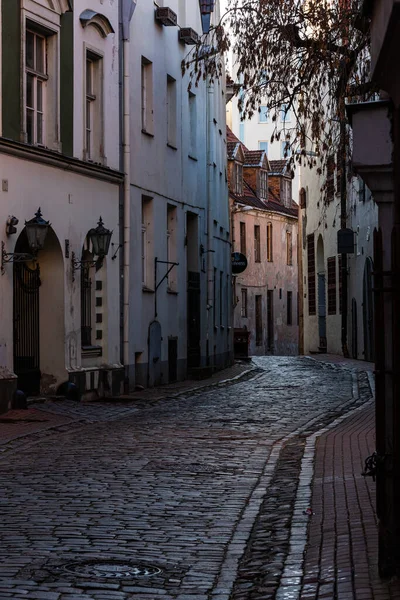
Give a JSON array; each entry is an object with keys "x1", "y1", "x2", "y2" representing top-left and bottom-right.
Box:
[
  {"x1": 71, "y1": 216, "x2": 113, "y2": 281},
  {"x1": 25, "y1": 208, "x2": 50, "y2": 253},
  {"x1": 88, "y1": 217, "x2": 113, "y2": 258},
  {"x1": 1, "y1": 208, "x2": 50, "y2": 274}
]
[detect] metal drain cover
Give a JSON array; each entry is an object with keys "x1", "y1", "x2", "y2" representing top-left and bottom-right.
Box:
[{"x1": 63, "y1": 560, "x2": 162, "y2": 579}]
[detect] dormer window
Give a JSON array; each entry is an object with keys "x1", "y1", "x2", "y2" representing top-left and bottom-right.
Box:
[
  {"x1": 232, "y1": 162, "x2": 243, "y2": 195},
  {"x1": 259, "y1": 170, "x2": 268, "y2": 200},
  {"x1": 281, "y1": 178, "x2": 292, "y2": 207}
]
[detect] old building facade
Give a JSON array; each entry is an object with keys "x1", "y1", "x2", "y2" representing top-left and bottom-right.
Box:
[
  {"x1": 228, "y1": 128, "x2": 299, "y2": 356},
  {"x1": 117, "y1": 0, "x2": 233, "y2": 390},
  {"x1": 0, "y1": 0, "x2": 124, "y2": 412}
]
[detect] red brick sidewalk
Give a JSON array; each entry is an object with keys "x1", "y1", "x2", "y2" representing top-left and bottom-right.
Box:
[
  {"x1": 301, "y1": 405, "x2": 400, "y2": 600},
  {"x1": 0, "y1": 408, "x2": 74, "y2": 445}
]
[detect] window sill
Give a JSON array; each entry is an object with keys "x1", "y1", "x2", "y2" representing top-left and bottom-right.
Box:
[
  {"x1": 142, "y1": 129, "x2": 154, "y2": 138},
  {"x1": 167, "y1": 288, "x2": 178, "y2": 295},
  {"x1": 142, "y1": 286, "x2": 155, "y2": 293},
  {"x1": 188, "y1": 154, "x2": 198, "y2": 162},
  {"x1": 82, "y1": 345, "x2": 102, "y2": 358},
  {"x1": 167, "y1": 143, "x2": 178, "y2": 151}
]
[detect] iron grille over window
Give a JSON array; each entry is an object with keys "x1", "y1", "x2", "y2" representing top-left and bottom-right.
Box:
[
  {"x1": 327, "y1": 256, "x2": 337, "y2": 315},
  {"x1": 307, "y1": 234, "x2": 316, "y2": 315},
  {"x1": 81, "y1": 265, "x2": 92, "y2": 346}
]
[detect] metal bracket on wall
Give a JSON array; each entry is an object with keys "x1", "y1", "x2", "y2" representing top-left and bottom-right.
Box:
[
  {"x1": 154, "y1": 257, "x2": 179, "y2": 318},
  {"x1": 71, "y1": 251, "x2": 103, "y2": 282},
  {"x1": 1, "y1": 241, "x2": 36, "y2": 275}
]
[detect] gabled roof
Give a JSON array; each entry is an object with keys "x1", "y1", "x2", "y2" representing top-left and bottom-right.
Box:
[
  {"x1": 227, "y1": 141, "x2": 245, "y2": 162},
  {"x1": 227, "y1": 126, "x2": 297, "y2": 219},
  {"x1": 269, "y1": 159, "x2": 292, "y2": 177}
]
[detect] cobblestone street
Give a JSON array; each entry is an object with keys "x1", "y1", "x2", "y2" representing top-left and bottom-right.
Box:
[{"x1": 0, "y1": 357, "x2": 394, "y2": 600}]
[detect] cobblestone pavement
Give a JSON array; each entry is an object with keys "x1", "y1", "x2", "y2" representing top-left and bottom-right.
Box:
[{"x1": 0, "y1": 356, "x2": 386, "y2": 600}]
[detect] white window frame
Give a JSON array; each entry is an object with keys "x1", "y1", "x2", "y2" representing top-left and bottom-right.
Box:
[
  {"x1": 280, "y1": 103, "x2": 291, "y2": 122},
  {"x1": 259, "y1": 105, "x2": 269, "y2": 123},
  {"x1": 259, "y1": 170, "x2": 268, "y2": 199},
  {"x1": 25, "y1": 28, "x2": 47, "y2": 146},
  {"x1": 141, "y1": 57, "x2": 154, "y2": 135},
  {"x1": 84, "y1": 48, "x2": 104, "y2": 163}
]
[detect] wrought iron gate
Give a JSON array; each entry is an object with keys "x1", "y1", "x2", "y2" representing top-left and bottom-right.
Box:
[{"x1": 13, "y1": 262, "x2": 41, "y2": 395}]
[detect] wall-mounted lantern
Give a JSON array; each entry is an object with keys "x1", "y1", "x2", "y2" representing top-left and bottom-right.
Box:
[
  {"x1": 71, "y1": 217, "x2": 112, "y2": 281},
  {"x1": 1, "y1": 208, "x2": 50, "y2": 274}
]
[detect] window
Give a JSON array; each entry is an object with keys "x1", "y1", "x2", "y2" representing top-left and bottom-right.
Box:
[
  {"x1": 266, "y1": 222, "x2": 273, "y2": 262},
  {"x1": 280, "y1": 103, "x2": 291, "y2": 122},
  {"x1": 326, "y1": 155, "x2": 335, "y2": 202},
  {"x1": 254, "y1": 225, "x2": 261, "y2": 262},
  {"x1": 141, "y1": 57, "x2": 153, "y2": 134},
  {"x1": 259, "y1": 105, "x2": 269, "y2": 123},
  {"x1": 142, "y1": 196, "x2": 153, "y2": 288},
  {"x1": 307, "y1": 234, "x2": 316, "y2": 315},
  {"x1": 339, "y1": 255, "x2": 342, "y2": 314},
  {"x1": 286, "y1": 231, "x2": 293, "y2": 266},
  {"x1": 259, "y1": 170, "x2": 268, "y2": 199},
  {"x1": 336, "y1": 151, "x2": 342, "y2": 195},
  {"x1": 281, "y1": 178, "x2": 292, "y2": 207},
  {"x1": 287, "y1": 291, "x2": 293, "y2": 325},
  {"x1": 167, "y1": 205, "x2": 177, "y2": 290},
  {"x1": 327, "y1": 257, "x2": 337, "y2": 314},
  {"x1": 81, "y1": 255, "x2": 93, "y2": 347},
  {"x1": 299, "y1": 188, "x2": 307, "y2": 209},
  {"x1": 241, "y1": 288, "x2": 248, "y2": 317},
  {"x1": 255, "y1": 295, "x2": 262, "y2": 346},
  {"x1": 281, "y1": 141, "x2": 291, "y2": 158},
  {"x1": 259, "y1": 141, "x2": 268, "y2": 154},
  {"x1": 240, "y1": 222, "x2": 246, "y2": 255},
  {"x1": 232, "y1": 162, "x2": 243, "y2": 195},
  {"x1": 219, "y1": 271, "x2": 223, "y2": 326},
  {"x1": 85, "y1": 51, "x2": 103, "y2": 161},
  {"x1": 213, "y1": 267, "x2": 217, "y2": 328},
  {"x1": 189, "y1": 92, "x2": 197, "y2": 156},
  {"x1": 26, "y1": 29, "x2": 46, "y2": 145},
  {"x1": 167, "y1": 75, "x2": 177, "y2": 147}
]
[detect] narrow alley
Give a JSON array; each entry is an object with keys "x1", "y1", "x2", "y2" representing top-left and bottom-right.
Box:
[{"x1": 0, "y1": 357, "x2": 398, "y2": 600}]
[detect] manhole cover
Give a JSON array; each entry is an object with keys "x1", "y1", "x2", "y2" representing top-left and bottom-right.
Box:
[{"x1": 62, "y1": 560, "x2": 162, "y2": 579}]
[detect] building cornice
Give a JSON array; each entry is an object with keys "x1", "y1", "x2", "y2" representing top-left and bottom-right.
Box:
[{"x1": 0, "y1": 138, "x2": 124, "y2": 185}]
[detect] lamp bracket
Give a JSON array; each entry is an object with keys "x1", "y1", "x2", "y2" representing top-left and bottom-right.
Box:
[
  {"x1": 71, "y1": 251, "x2": 103, "y2": 282},
  {"x1": 1, "y1": 241, "x2": 36, "y2": 275},
  {"x1": 111, "y1": 243, "x2": 123, "y2": 260}
]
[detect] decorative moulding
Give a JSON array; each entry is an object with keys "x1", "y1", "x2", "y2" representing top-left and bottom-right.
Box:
[{"x1": 79, "y1": 10, "x2": 115, "y2": 37}]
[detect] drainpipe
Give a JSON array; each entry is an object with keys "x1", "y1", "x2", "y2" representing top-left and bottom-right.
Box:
[
  {"x1": 120, "y1": 0, "x2": 136, "y2": 390},
  {"x1": 206, "y1": 76, "x2": 214, "y2": 367},
  {"x1": 339, "y1": 115, "x2": 349, "y2": 358}
]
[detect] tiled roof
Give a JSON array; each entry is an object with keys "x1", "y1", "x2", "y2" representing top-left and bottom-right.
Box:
[
  {"x1": 230, "y1": 182, "x2": 298, "y2": 219},
  {"x1": 244, "y1": 150, "x2": 264, "y2": 167},
  {"x1": 269, "y1": 159, "x2": 290, "y2": 176},
  {"x1": 227, "y1": 141, "x2": 240, "y2": 159},
  {"x1": 227, "y1": 126, "x2": 297, "y2": 219}
]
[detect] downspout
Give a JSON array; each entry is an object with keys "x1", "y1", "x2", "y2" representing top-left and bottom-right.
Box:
[
  {"x1": 120, "y1": 0, "x2": 137, "y2": 390},
  {"x1": 206, "y1": 76, "x2": 214, "y2": 366}
]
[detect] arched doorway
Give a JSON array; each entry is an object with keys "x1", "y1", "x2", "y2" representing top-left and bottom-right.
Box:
[
  {"x1": 316, "y1": 235, "x2": 327, "y2": 352},
  {"x1": 13, "y1": 226, "x2": 66, "y2": 395},
  {"x1": 363, "y1": 257, "x2": 374, "y2": 362}
]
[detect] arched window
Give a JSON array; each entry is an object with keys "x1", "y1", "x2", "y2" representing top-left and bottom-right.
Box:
[
  {"x1": 266, "y1": 222, "x2": 273, "y2": 262},
  {"x1": 299, "y1": 188, "x2": 307, "y2": 209}
]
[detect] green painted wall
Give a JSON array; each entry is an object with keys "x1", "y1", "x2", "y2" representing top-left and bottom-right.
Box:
[
  {"x1": 2, "y1": 0, "x2": 21, "y2": 141},
  {"x1": 60, "y1": 11, "x2": 74, "y2": 156}
]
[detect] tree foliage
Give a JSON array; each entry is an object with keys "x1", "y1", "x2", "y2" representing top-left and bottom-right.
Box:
[{"x1": 183, "y1": 0, "x2": 375, "y2": 174}]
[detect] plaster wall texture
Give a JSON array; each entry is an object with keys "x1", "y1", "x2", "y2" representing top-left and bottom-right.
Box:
[
  {"x1": 232, "y1": 207, "x2": 299, "y2": 356},
  {"x1": 300, "y1": 162, "x2": 378, "y2": 360},
  {"x1": 0, "y1": 154, "x2": 121, "y2": 386},
  {"x1": 72, "y1": 0, "x2": 120, "y2": 169},
  {"x1": 126, "y1": 0, "x2": 232, "y2": 387}
]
